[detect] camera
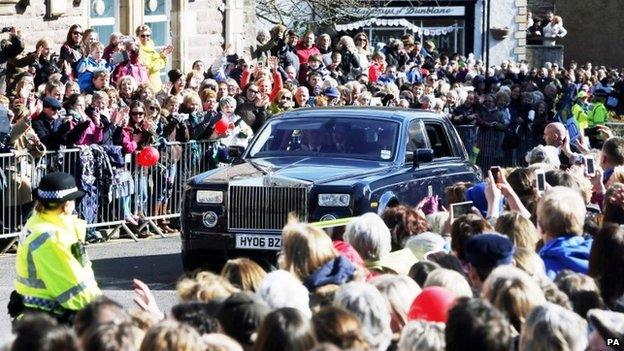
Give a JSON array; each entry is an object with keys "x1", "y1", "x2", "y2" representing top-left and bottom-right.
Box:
[{"x1": 1, "y1": 27, "x2": 13, "y2": 34}]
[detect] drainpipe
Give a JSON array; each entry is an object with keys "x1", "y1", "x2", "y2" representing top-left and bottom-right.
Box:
[
  {"x1": 481, "y1": 0, "x2": 486, "y2": 60},
  {"x1": 485, "y1": 0, "x2": 491, "y2": 70}
]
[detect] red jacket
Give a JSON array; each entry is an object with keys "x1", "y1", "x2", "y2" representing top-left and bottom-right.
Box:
[
  {"x1": 295, "y1": 43, "x2": 320, "y2": 65},
  {"x1": 368, "y1": 62, "x2": 384, "y2": 84}
]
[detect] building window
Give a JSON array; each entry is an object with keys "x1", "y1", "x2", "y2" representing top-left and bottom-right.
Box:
[
  {"x1": 144, "y1": 0, "x2": 170, "y2": 48},
  {"x1": 90, "y1": 0, "x2": 120, "y2": 41}
]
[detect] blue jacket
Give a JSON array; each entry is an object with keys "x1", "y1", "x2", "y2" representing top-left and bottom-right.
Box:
[
  {"x1": 303, "y1": 255, "x2": 355, "y2": 290},
  {"x1": 76, "y1": 56, "x2": 110, "y2": 91},
  {"x1": 539, "y1": 235, "x2": 593, "y2": 280}
]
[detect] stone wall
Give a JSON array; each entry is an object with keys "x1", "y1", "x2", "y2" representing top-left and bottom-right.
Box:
[
  {"x1": 173, "y1": 0, "x2": 226, "y2": 72},
  {"x1": 0, "y1": 1, "x2": 88, "y2": 52},
  {"x1": 557, "y1": 0, "x2": 624, "y2": 68},
  {"x1": 0, "y1": 0, "x2": 258, "y2": 73},
  {"x1": 525, "y1": 45, "x2": 563, "y2": 68}
]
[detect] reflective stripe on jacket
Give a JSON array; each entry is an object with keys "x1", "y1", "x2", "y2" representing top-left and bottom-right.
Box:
[{"x1": 14, "y1": 212, "x2": 101, "y2": 312}]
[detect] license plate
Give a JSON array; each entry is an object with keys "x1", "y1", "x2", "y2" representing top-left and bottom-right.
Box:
[{"x1": 235, "y1": 234, "x2": 282, "y2": 250}]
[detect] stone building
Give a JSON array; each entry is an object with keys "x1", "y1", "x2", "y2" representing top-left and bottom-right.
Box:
[
  {"x1": 556, "y1": 0, "x2": 624, "y2": 68},
  {"x1": 0, "y1": 0, "x2": 257, "y2": 72},
  {"x1": 289, "y1": 0, "x2": 530, "y2": 67}
]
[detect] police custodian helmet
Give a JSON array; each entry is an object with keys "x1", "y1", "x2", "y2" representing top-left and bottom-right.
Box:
[{"x1": 34, "y1": 172, "x2": 85, "y2": 202}]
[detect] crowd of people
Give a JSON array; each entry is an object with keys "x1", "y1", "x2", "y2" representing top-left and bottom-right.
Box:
[{"x1": 3, "y1": 16, "x2": 624, "y2": 351}]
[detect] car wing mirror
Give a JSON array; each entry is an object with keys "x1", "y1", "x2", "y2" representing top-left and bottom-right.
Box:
[{"x1": 413, "y1": 148, "x2": 434, "y2": 168}]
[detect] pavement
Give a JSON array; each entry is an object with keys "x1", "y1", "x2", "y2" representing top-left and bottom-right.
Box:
[{"x1": 0, "y1": 234, "x2": 183, "y2": 343}]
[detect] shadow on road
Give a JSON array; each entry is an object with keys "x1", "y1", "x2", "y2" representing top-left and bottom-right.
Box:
[{"x1": 92, "y1": 253, "x2": 183, "y2": 291}]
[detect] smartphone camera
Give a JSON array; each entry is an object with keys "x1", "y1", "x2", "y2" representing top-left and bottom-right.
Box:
[
  {"x1": 451, "y1": 201, "x2": 474, "y2": 217},
  {"x1": 535, "y1": 170, "x2": 546, "y2": 193},
  {"x1": 490, "y1": 166, "x2": 501, "y2": 183},
  {"x1": 586, "y1": 155, "x2": 596, "y2": 176}
]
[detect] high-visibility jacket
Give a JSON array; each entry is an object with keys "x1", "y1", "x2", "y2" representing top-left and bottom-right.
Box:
[
  {"x1": 587, "y1": 102, "x2": 608, "y2": 127},
  {"x1": 14, "y1": 211, "x2": 101, "y2": 315},
  {"x1": 571, "y1": 102, "x2": 589, "y2": 130}
]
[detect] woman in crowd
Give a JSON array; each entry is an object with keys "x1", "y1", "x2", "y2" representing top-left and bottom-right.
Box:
[{"x1": 60, "y1": 24, "x2": 84, "y2": 80}]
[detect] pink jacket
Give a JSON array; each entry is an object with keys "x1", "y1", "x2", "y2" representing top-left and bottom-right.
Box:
[
  {"x1": 113, "y1": 62, "x2": 149, "y2": 86},
  {"x1": 75, "y1": 119, "x2": 104, "y2": 145},
  {"x1": 119, "y1": 126, "x2": 138, "y2": 154}
]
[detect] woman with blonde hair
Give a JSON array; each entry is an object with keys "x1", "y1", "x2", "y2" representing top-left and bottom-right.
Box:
[
  {"x1": 280, "y1": 219, "x2": 356, "y2": 291},
  {"x1": 495, "y1": 212, "x2": 540, "y2": 249},
  {"x1": 135, "y1": 24, "x2": 173, "y2": 92},
  {"x1": 336, "y1": 36, "x2": 362, "y2": 82},
  {"x1": 353, "y1": 32, "x2": 370, "y2": 72},
  {"x1": 269, "y1": 88, "x2": 295, "y2": 114},
  {"x1": 371, "y1": 274, "x2": 421, "y2": 333},
  {"x1": 482, "y1": 265, "x2": 546, "y2": 335},
  {"x1": 116, "y1": 75, "x2": 138, "y2": 106},
  {"x1": 221, "y1": 257, "x2": 266, "y2": 292},
  {"x1": 177, "y1": 271, "x2": 239, "y2": 302},
  {"x1": 140, "y1": 320, "x2": 205, "y2": 351},
  {"x1": 80, "y1": 28, "x2": 99, "y2": 56}
]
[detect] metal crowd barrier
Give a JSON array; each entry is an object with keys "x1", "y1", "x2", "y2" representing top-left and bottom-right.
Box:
[
  {"x1": 0, "y1": 140, "x2": 217, "y2": 249},
  {"x1": 606, "y1": 122, "x2": 624, "y2": 137},
  {"x1": 454, "y1": 124, "x2": 538, "y2": 172}
]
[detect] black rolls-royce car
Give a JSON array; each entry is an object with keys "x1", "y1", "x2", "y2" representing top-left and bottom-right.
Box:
[{"x1": 181, "y1": 107, "x2": 481, "y2": 270}]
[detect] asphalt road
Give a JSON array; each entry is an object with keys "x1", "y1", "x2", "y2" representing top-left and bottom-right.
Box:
[{"x1": 0, "y1": 235, "x2": 183, "y2": 342}]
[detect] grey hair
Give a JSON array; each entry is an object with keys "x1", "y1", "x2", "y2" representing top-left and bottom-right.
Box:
[
  {"x1": 525, "y1": 145, "x2": 561, "y2": 168},
  {"x1": 258, "y1": 270, "x2": 311, "y2": 318},
  {"x1": 397, "y1": 320, "x2": 446, "y2": 351},
  {"x1": 334, "y1": 282, "x2": 393, "y2": 351},
  {"x1": 344, "y1": 213, "x2": 392, "y2": 261},
  {"x1": 219, "y1": 96, "x2": 237, "y2": 109},
  {"x1": 519, "y1": 302, "x2": 588, "y2": 351},
  {"x1": 424, "y1": 268, "x2": 473, "y2": 298},
  {"x1": 371, "y1": 275, "x2": 421, "y2": 330}
]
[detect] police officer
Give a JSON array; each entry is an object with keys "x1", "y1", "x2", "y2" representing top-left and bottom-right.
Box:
[{"x1": 11, "y1": 172, "x2": 101, "y2": 323}]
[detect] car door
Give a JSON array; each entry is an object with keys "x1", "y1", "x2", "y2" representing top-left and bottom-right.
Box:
[
  {"x1": 392, "y1": 119, "x2": 440, "y2": 207},
  {"x1": 423, "y1": 119, "x2": 480, "y2": 204}
]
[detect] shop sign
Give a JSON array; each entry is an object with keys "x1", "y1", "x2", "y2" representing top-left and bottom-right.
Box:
[{"x1": 350, "y1": 6, "x2": 465, "y2": 17}]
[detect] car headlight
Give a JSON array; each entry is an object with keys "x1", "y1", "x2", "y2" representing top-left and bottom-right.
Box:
[
  {"x1": 318, "y1": 194, "x2": 351, "y2": 207},
  {"x1": 196, "y1": 190, "x2": 223, "y2": 204}
]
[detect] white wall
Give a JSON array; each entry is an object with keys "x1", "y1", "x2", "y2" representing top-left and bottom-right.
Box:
[
  {"x1": 473, "y1": 0, "x2": 485, "y2": 59},
  {"x1": 487, "y1": 0, "x2": 519, "y2": 65}
]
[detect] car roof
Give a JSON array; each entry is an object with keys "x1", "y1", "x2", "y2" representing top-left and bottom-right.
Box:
[{"x1": 276, "y1": 107, "x2": 445, "y2": 123}]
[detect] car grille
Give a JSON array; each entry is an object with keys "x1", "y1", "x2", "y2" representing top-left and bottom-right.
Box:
[{"x1": 228, "y1": 186, "x2": 308, "y2": 230}]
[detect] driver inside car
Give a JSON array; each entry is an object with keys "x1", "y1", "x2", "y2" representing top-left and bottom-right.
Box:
[{"x1": 301, "y1": 129, "x2": 333, "y2": 152}]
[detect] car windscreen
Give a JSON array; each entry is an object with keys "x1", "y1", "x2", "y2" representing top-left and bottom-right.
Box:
[{"x1": 247, "y1": 117, "x2": 400, "y2": 161}]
